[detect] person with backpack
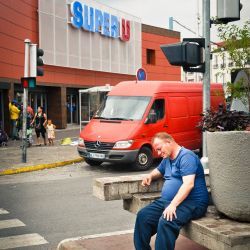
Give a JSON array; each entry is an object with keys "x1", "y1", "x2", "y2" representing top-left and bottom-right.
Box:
[{"x1": 31, "y1": 106, "x2": 47, "y2": 146}]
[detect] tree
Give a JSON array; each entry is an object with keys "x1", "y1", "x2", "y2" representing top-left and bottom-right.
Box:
[{"x1": 216, "y1": 21, "x2": 250, "y2": 112}]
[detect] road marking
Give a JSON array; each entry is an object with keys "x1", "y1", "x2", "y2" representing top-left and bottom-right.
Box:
[
  {"x1": 0, "y1": 219, "x2": 25, "y2": 230},
  {"x1": 0, "y1": 209, "x2": 9, "y2": 215},
  {"x1": 0, "y1": 233, "x2": 48, "y2": 249}
]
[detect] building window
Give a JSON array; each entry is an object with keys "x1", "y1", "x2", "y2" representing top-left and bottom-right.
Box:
[
  {"x1": 221, "y1": 54, "x2": 226, "y2": 68},
  {"x1": 215, "y1": 73, "x2": 219, "y2": 83},
  {"x1": 213, "y1": 55, "x2": 218, "y2": 69},
  {"x1": 146, "y1": 49, "x2": 155, "y2": 65}
]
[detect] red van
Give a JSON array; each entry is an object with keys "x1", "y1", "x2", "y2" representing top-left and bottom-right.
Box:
[{"x1": 78, "y1": 81, "x2": 224, "y2": 170}]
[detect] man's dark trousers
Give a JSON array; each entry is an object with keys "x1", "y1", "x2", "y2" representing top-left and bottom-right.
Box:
[{"x1": 134, "y1": 198, "x2": 207, "y2": 250}]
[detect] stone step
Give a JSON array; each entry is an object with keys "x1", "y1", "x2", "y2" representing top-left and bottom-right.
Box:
[
  {"x1": 181, "y1": 206, "x2": 250, "y2": 250},
  {"x1": 123, "y1": 187, "x2": 212, "y2": 215},
  {"x1": 123, "y1": 192, "x2": 161, "y2": 214}
]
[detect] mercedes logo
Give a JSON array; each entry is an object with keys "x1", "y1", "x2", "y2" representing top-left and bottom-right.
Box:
[{"x1": 94, "y1": 140, "x2": 101, "y2": 148}]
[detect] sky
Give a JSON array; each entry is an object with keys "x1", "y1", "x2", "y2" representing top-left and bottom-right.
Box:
[{"x1": 99, "y1": 0, "x2": 250, "y2": 42}]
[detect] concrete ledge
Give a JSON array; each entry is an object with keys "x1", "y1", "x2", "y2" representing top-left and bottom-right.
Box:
[
  {"x1": 93, "y1": 171, "x2": 210, "y2": 201},
  {"x1": 93, "y1": 175, "x2": 164, "y2": 201},
  {"x1": 181, "y1": 206, "x2": 250, "y2": 250}
]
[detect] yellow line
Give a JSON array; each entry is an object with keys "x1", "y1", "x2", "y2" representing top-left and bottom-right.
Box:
[{"x1": 0, "y1": 158, "x2": 84, "y2": 176}]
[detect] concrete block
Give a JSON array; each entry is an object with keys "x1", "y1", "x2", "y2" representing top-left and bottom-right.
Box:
[
  {"x1": 93, "y1": 175, "x2": 162, "y2": 201},
  {"x1": 181, "y1": 206, "x2": 250, "y2": 250},
  {"x1": 93, "y1": 173, "x2": 209, "y2": 201},
  {"x1": 128, "y1": 181, "x2": 139, "y2": 194},
  {"x1": 123, "y1": 192, "x2": 161, "y2": 214}
]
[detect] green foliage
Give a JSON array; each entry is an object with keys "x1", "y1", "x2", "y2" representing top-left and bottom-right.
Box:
[
  {"x1": 216, "y1": 21, "x2": 250, "y2": 111},
  {"x1": 217, "y1": 21, "x2": 250, "y2": 68},
  {"x1": 225, "y1": 78, "x2": 248, "y2": 104}
]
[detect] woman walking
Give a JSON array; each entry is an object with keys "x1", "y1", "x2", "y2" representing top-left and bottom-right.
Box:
[{"x1": 31, "y1": 106, "x2": 47, "y2": 146}]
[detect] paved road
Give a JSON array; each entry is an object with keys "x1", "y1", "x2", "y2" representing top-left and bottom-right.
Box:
[{"x1": 0, "y1": 162, "x2": 153, "y2": 249}]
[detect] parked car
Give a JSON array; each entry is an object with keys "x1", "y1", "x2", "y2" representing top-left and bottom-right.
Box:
[{"x1": 78, "y1": 81, "x2": 225, "y2": 170}]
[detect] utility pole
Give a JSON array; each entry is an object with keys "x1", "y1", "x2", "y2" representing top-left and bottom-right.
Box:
[
  {"x1": 201, "y1": 0, "x2": 211, "y2": 169},
  {"x1": 22, "y1": 39, "x2": 31, "y2": 162},
  {"x1": 196, "y1": 0, "x2": 201, "y2": 83}
]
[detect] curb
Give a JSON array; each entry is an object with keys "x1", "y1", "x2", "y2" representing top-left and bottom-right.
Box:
[
  {"x1": 0, "y1": 158, "x2": 84, "y2": 176},
  {"x1": 57, "y1": 229, "x2": 134, "y2": 250}
]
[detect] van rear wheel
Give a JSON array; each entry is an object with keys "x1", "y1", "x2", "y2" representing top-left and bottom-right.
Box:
[
  {"x1": 133, "y1": 147, "x2": 153, "y2": 171},
  {"x1": 84, "y1": 158, "x2": 103, "y2": 166}
]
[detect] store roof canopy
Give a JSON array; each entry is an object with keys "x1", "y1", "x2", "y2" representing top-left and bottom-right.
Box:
[{"x1": 79, "y1": 85, "x2": 112, "y2": 93}]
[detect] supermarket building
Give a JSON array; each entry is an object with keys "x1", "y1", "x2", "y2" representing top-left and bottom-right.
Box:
[{"x1": 0, "y1": 0, "x2": 180, "y2": 132}]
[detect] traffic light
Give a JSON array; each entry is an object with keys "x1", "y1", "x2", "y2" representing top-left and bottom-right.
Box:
[
  {"x1": 21, "y1": 77, "x2": 36, "y2": 88},
  {"x1": 160, "y1": 38, "x2": 205, "y2": 73},
  {"x1": 217, "y1": 0, "x2": 242, "y2": 23},
  {"x1": 30, "y1": 44, "x2": 44, "y2": 77}
]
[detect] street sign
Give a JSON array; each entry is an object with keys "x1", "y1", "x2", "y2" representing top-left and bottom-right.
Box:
[{"x1": 136, "y1": 68, "x2": 147, "y2": 81}]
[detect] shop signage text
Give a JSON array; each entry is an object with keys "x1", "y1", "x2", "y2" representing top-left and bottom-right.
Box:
[{"x1": 70, "y1": 1, "x2": 130, "y2": 41}]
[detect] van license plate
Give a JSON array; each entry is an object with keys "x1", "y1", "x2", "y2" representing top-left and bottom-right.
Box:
[{"x1": 89, "y1": 153, "x2": 105, "y2": 159}]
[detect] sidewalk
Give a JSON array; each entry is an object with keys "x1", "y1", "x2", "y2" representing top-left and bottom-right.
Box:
[
  {"x1": 58, "y1": 230, "x2": 208, "y2": 250},
  {"x1": 0, "y1": 125, "x2": 83, "y2": 175}
]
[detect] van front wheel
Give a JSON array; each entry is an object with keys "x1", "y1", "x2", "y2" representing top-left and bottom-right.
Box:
[
  {"x1": 133, "y1": 147, "x2": 153, "y2": 171},
  {"x1": 84, "y1": 158, "x2": 103, "y2": 166}
]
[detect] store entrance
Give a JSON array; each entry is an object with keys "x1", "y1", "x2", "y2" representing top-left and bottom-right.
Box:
[
  {"x1": 67, "y1": 94, "x2": 78, "y2": 124},
  {"x1": 29, "y1": 92, "x2": 47, "y2": 114}
]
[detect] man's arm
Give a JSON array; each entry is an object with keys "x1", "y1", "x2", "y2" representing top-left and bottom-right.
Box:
[
  {"x1": 163, "y1": 174, "x2": 195, "y2": 221},
  {"x1": 141, "y1": 168, "x2": 163, "y2": 186}
]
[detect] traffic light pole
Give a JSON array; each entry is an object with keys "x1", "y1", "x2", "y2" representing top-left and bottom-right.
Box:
[
  {"x1": 201, "y1": 0, "x2": 211, "y2": 169},
  {"x1": 22, "y1": 39, "x2": 30, "y2": 163}
]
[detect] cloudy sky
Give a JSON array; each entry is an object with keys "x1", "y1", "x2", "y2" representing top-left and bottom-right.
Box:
[{"x1": 100, "y1": 0, "x2": 249, "y2": 42}]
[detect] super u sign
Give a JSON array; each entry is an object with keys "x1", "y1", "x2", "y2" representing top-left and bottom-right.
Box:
[{"x1": 70, "y1": 1, "x2": 130, "y2": 42}]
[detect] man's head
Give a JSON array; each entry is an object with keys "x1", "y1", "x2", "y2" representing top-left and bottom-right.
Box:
[{"x1": 152, "y1": 132, "x2": 175, "y2": 159}]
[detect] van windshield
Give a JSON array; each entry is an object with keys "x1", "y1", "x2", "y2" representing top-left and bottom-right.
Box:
[{"x1": 94, "y1": 96, "x2": 151, "y2": 120}]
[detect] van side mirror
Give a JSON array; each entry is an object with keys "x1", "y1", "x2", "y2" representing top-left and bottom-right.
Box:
[{"x1": 145, "y1": 111, "x2": 157, "y2": 124}]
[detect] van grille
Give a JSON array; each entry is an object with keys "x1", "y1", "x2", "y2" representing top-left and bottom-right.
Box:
[{"x1": 84, "y1": 140, "x2": 115, "y2": 151}]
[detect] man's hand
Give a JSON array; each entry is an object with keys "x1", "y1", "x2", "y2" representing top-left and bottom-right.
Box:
[
  {"x1": 163, "y1": 203, "x2": 177, "y2": 221},
  {"x1": 141, "y1": 175, "x2": 152, "y2": 186}
]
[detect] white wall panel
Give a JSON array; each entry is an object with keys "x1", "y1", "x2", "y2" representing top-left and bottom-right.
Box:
[{"x1": 39, "y1": 0, "x2": 142, "y2": 75}]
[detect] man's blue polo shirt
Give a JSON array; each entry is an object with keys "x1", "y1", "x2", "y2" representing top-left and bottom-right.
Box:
[{"x1": 157, "y1": 147, "x2": 209, "y2": 206}]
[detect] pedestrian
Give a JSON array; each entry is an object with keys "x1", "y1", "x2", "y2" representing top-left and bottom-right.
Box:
[
  {"x1": 31, "y1": 106, "x2": 47, "y2": 146},
  {"x1": 18, "y1": 106, "x2": 33, "y2": 146},
  {"x1": 134, "y1": 132, "x2": 209, "y2": 250},
  {"x1": 8, "y1": 98, "x2": 20, "y2": 140},
  {"x1": 47, "y1": 119, "x2": 56, "y2": 146},
  {"x1": 26, "y1": 108, "x2": 33, "y2": 146}
]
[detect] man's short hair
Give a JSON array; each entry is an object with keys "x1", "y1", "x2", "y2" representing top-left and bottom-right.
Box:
[{"x1": 152, "y1": 132, "x2": 174, "y2": 144}]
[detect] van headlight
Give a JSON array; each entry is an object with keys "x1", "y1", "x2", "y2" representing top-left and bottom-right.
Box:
[
  {"x1": 113, "y1": 140, "x2": 133, "y2": 149},
  {"x1": 78, "y1": 138, "x2": 85, "y2": 147}
]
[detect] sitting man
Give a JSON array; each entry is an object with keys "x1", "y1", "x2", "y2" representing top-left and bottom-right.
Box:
[{"x1": 134, "y1": 132, "x2": 209, "y2": 250}]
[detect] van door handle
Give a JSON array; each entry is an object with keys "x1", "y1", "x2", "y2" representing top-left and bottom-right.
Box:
[{"x1": 163, "y1": 125, "x2": 168, "y2": 128}]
